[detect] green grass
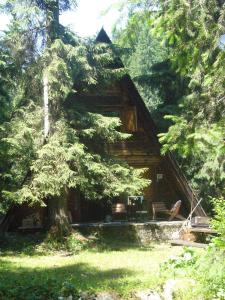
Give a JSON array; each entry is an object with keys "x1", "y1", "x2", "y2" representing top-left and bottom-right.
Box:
[{"x1": 0, "y1": 236, "x2": 183, "y2": 299}]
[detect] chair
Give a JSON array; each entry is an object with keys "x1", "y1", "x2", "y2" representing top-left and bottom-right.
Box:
[{"x1": 152, "y1": 200, "x2": 184, "y2": 221}]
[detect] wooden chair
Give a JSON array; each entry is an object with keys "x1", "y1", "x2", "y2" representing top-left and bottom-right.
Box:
[
  {"x1": 152, "y1": 202, "x2": 168, "y2": 220},
  {"x1": 152, "y1": 200, "x2": 184, "y2": 221}
]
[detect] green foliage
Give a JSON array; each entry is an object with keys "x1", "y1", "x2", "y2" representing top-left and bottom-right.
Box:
[
  {"x1": 60, "y1": 280, "x2": 80, "y2": 299},
  {"x1": 43, "y1": 38, "x2": 125, "y2": 108},
  {"x1": 159, "y1": 118, "x2": 225, "y2": 197},
  {"x1": 160, "y1": 247, "x2": 197, "y2": 273},
  {"x1": 192, "y1": 248, "x2": 225, "y2": 300},
  {"x1": 12, "y1": 116, "x2": 148, "y2": 205},
  {"x1": 41, "y1": 229, "x2": 96, "y2": 254},
  {"x1": 161, "y1": 246, "x2": 225, "y2": 300},
  {"x1": 113, "y1": 7, "x2": 166, "y2": 111},
  {"x1": 0, "y1": 276, "x2": 59, "y2": 300},
  {"x1": 151, "y1": 0, "x2": 225, "y2": 201},
  {"x1": 0, "y1": 1, "x2": 150, "y2": 214},
  {"x1": 112, "y1": 3, "x2": 187, "y2": 132},
  {"x1": 116, "y1": 0, "x2": 225, "y2": 201},
  {"x1": 0, "y1": 230, "x2": 95, "y2": 255},
  {"x1": 35, "y1": 0, "x2": 77, "y2": 12},
  {"x1": 0, "y1": 40, "x2": 13, "y2": 123},
  {"x1": 211, "y1": 197, "x2": 225, "y2": 249},
  {"x1": 0, "y1": 104, "x2": 43, "y2": 211}
]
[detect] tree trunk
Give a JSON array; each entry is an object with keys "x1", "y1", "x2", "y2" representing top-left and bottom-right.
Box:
[
  {"x1": 47, "y1": 187, "x2": 71, "y2": 236},
  {"x1": 44, "y1": 1, "x2": 71, "y2": 235}
]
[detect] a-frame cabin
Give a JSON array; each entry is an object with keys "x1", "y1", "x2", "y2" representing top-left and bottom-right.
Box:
[{"x1": 1, "y1": 29, "x2": 206, "y2": 232}]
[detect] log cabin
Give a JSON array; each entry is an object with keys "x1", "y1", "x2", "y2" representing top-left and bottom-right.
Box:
[{"x1": 0, "y1": 29, "x2": 206, "y2": 231}]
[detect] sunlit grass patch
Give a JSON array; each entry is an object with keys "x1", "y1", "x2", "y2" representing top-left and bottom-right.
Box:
[{"x1": 0, "y1": 242, "x2": 183, "y2": 299}]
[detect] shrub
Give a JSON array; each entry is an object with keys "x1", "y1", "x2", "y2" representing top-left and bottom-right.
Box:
[
  {"x1": 211, "y1": 197, "x2": 225, "y2": 249},
  {"x1": 160, "y1": 247, "x2": 198, "y2": 274},
  {"x1": 194, "y1": 247, "x2": 225, "y2": 300},
  {"x1": 59, "y1": 281, "x2": 80, "y2": 299},
  {"x1": 160, "y1": 246, "x2": 225, "y2": 300},
  {"x1": 0, "y1": 277, "x2": 58, "y2": 300}
]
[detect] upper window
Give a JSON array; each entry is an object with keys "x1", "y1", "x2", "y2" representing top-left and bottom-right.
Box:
[{"x1": 124, "y1": 106, "x2": 137, "y2": 132}]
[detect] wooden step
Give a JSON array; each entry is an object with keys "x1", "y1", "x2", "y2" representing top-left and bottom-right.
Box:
[{"x1": 170, "y1": 239, "x2": 207, "y2": 248}]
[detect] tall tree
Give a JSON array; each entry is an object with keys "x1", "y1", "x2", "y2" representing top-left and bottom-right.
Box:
[{"x1": 0, "y1": 0, "x2": 150, "y2": 231}]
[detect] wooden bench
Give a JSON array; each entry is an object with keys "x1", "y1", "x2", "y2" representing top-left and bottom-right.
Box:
[{"x1": 152, "y1": 200, "x2": 183, "y2": 221}]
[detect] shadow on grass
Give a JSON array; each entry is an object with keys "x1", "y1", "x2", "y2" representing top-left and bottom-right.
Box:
[
  {"x1": 0, "y1": 259, "x2": 138, "y2": 299},
  {"x1": 0, "y1": 233, "x2": 48, "y2": 256},
  {"x1": 0, "y1": 230, "x2": 155, "y2": 256}
]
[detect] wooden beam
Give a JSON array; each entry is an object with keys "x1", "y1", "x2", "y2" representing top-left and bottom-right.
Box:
[{"x1": 189, "y1": 227, "x2": 216, "y2": 234}]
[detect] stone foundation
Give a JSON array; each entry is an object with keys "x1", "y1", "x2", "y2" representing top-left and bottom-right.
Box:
[{"x1": 71, "y1": 221, "x2": 184, "y2": 245}]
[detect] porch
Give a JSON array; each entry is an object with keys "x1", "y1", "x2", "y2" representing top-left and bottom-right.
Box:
[
  {"x1": 71, "y1": 220, "x2": 184, "y2": 244},
  {"x1": 70, "y1": 194, "x2": 187, "y2": 224}
]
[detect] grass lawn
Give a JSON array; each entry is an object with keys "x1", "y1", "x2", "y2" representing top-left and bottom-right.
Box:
[{"x1": 0, "y1": 239, "x2": 184, "y2": 299}]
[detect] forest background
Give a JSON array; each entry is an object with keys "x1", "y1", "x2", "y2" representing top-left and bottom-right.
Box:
[{"x1": 113, "y1": 0, "x2": 225, "y2": 210}]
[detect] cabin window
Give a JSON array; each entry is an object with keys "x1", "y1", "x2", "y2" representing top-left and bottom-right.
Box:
[
  {"x1": 124, "y1": 106, "x2": 137, "y2": 132},
  {"x1": 157, "y1": 173, "x2": 163, "y2": 181}
]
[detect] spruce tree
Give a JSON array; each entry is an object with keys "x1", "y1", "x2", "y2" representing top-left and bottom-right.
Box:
[{"x1": 0, "y1": 0, "x2": 150, "y2": 231}]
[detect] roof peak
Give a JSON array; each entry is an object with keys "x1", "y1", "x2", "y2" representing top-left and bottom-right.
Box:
[{"x1": 96, "y1": 28, "x2": 112, "y2": 44}]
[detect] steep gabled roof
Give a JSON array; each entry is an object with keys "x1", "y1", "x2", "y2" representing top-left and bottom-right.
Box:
[
  {"x1": 96, "y1": 29, "x2": 206, "y2": 217},
  {"x1": 96, "y1": 27, "x2": 112, "y2": 44}
]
